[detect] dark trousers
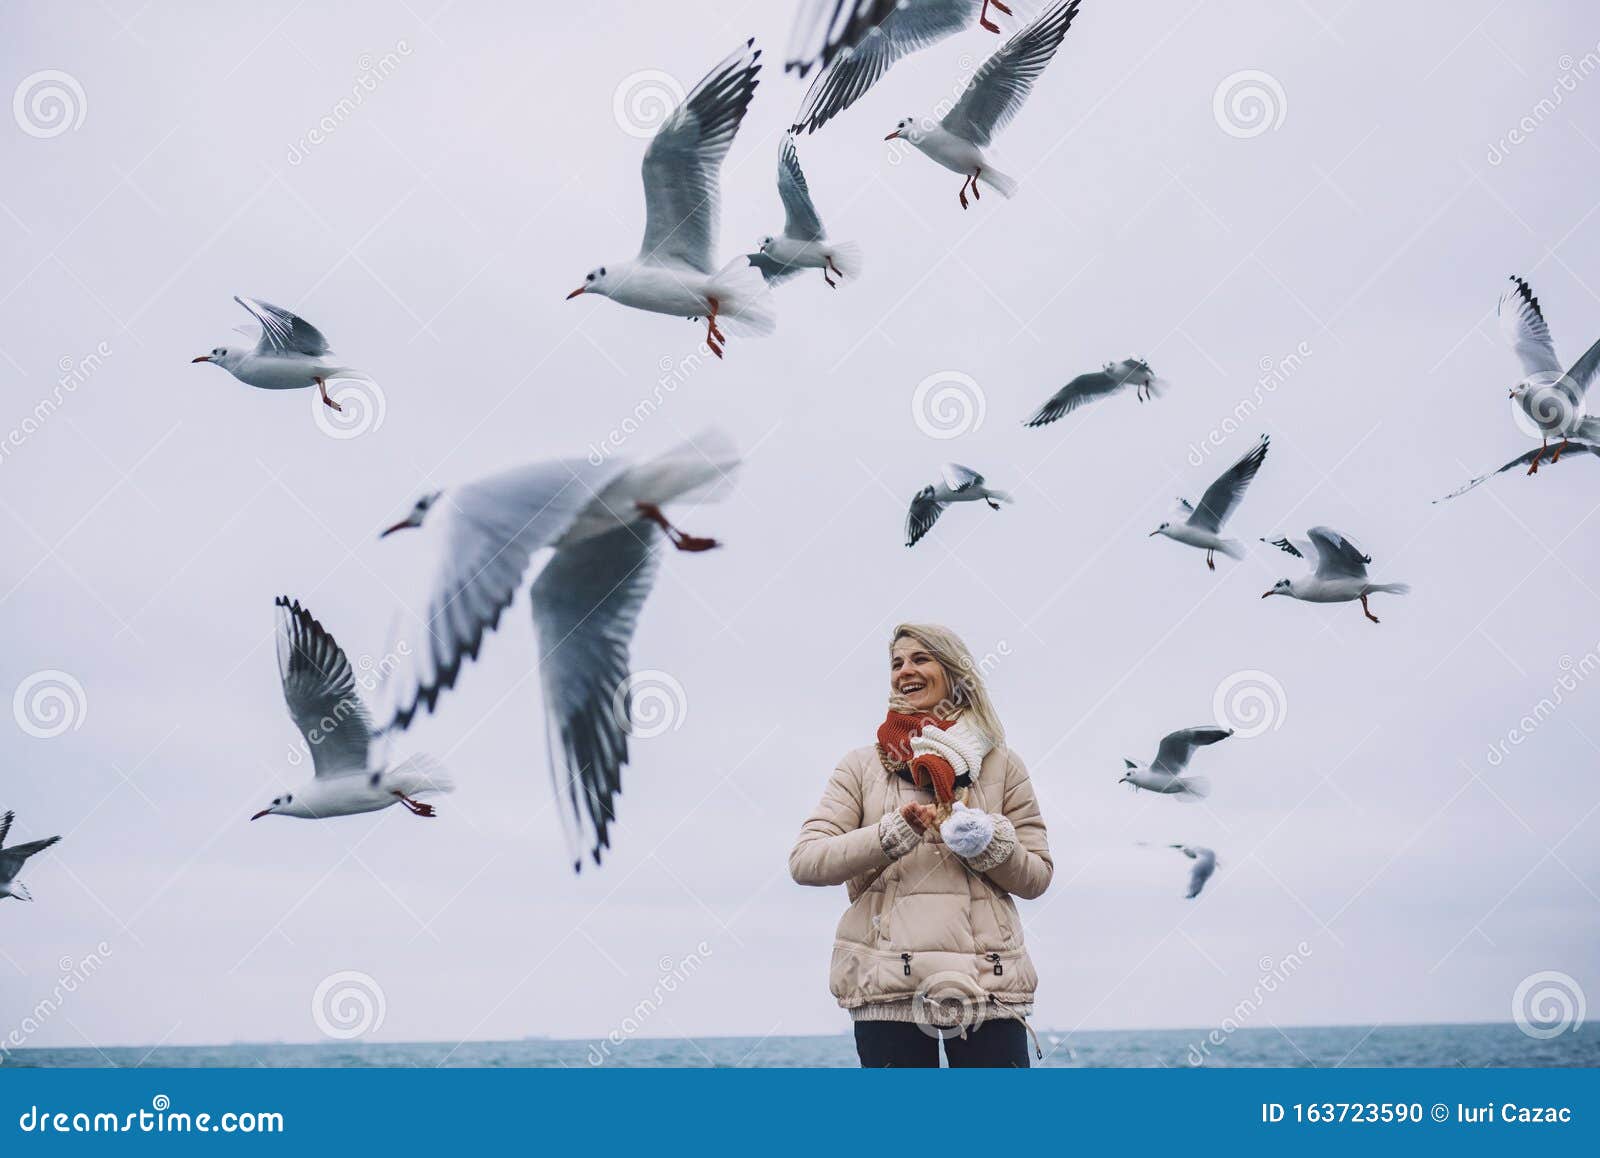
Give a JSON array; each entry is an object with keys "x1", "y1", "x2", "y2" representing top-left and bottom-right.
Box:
[{"x1": 854, "y1": 1017, "x2": 1031, "y2": 1068}]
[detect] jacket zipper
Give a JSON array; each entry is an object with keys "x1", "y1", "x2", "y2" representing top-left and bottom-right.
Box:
[
  {"x1": 986, "y1": 952, "x2": 1003, "y2": 976},
  {"x1": 901, "y1": 952, "x2": 912, "y2": 977}
]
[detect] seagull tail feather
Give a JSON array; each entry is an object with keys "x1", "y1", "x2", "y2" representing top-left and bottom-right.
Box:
[
  {"x1": 1174, "y1": 775, "x2": 1210, "y2": 802},
  {"x1": 1368, "y1": 582, "x2": 1411, "y2": 596},
  {"x1": 825, "y1": 240, "x2": 863, "y2": 281},
  {"x1": 978, "y1": 167, "x2": 1018, "y2": 199},
  {"x1": 1216, "y1": 539, "x2": 1245, "y2": 560},
  {"x1": 388, "y1": 753, "x2": 454, "y2": 796}
]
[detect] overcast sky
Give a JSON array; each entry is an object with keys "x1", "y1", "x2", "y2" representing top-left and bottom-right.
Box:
[{"x1": 2, "y1": 0, "x2": 1599, "y2": 1055}]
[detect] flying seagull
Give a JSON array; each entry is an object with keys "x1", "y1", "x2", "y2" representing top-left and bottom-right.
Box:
[
  {"x1": 1498, "y1": 274, "x2": 1600, "y2": 472},
  {"x1": 567, "y1": 40, "x2": 774, "y2": 359},
  {"x1": 884, "y1": 0, "x2": 1081, "y2": 208},
  {"x1": 378, "y1": 430, "x2": 740, "y2": 870},
  {"x1": 1434, "y1": 440, "x2": 1600, "y2": 502},
  {"x1": 749, "y1": 136, "x2": 862, "y2": 288},
  {"x1": 784, "y1": 0, "x2": 901, "y2": 77},
  {"x1": 1150, "y1": 435, "x2": 1269, "y2": 570},
  {"x1": 1170, "y1": 844, "x2": 1218, "y2": 899},
  {"x1": 1261, "y1": 527, "x2": 1410, "y2": 624},
  {"x1": 1118, "y1": 726, "x2": 1232, "y2": 801},
  {"x1": 1024, "y1": 358, "x2": 1165, "y2": 427},
  {"x1": 0, "y1": 811, "x2": 61, "y2": 902},
  {"x1": 905, "y1": 462, "x2": 1011, "y2": 547},
  {"x1": 192, "y1": 296, "x2": 370, "y2": 412}
]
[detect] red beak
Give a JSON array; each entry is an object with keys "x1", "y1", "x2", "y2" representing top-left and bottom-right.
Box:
[
  {"x1": 884, "y1": 130, "x2": 902, "y2": 141},
  {"x1": 379, "y1": 520, "x2": 411, "y2": 539},
  {"x1": 566, "y1": 286, "x2": 586, "y2": 299},
  {"x1": 250, "y1": 809, "x2": 271, "y2": 821},
  {"x1": 192, "y1": 355, "x2": 212, "y2": 363},
  {"x1": 1261, "y1": 591, "x2": 1274, "y2": 599}
]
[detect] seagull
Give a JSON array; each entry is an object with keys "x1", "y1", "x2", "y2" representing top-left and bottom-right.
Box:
[
  {"x1": 1023, "y1": 358, "x2": 1165, "y2": 426},
  {"x1": 0, "y1": 811, "x2": 61, "y2": 902},
  {"x1": 884, "y1": 0, "x2": 1081, "y2": 209},
  {"x1": 790, "y1": 0, "x2": 1013, "y2": 135},
  {"x1": 567, "y1": 40, "x2": 773, "y2": 359},
  {"x1": 1261, "y1": 527, "x2": 1410, "y2": 624},
  {"x1": 749, "y1": 136, "x2": 862, "y2": 288},
  {"x1": 905, "y1": 462, "x2": 1011, "y2": 547},
  {"x1": 784, "y1": 0, "x2": 902, "y2": 78},
  {"x1": 1150, "y1": 435, "x2": 1270, "y2": 570},
  {"x1": 251, "y1": 597, "x2": 453, "y2": 823},
  {"x1": 1118, "y1": 726, "x2": 1231, "y2": 801},
  {"x1": 192, "y1": 296, "x2": 369, "y2": 412},
  {"x1": 377, "y1": 430, "x2": 740, "y2": 870},
  {"x1": 1169, "y1": 844, "x2": 1217, "y2": 899},
  {"x1": 1499, "y1": 274, "x2": 1600, "y2": 472},
  {"x1": 1434, "y1": 441, "x2": 1600, "y2": 502}
]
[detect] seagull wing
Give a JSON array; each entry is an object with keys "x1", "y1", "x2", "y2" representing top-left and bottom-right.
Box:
[
  {"x1": 941, "y1": 462, "x2": 985, "y2": 492},
  {"x1": 785, "y1": 0, "x2": 904, "y2": 77},
  {"x1": 0, "y1": 810, "x2": 10, "y2": 848},
  {"x1": 530, "y1": 519, "x2": 662, "y2": 871},
  {"x1": 791, "y1": 0, "x2": 980, "y2": 134},
  {"x1": 1151, "y1": 726, "x2": 1231, "y2": 775},
  {"x1": 0, "y1": 835, "x2": 60, "y2": 863},
  {"x1": 275, "y1": 597, "x2": 373, "y2": 778},
  {"x1": 777, "y1": 135, "x2": 825, "y2": 240},
  {"x1": 1559, "y1": 335, "x2": 1600, "y2": 402},
  {"x1": 1499, "y1": 276, "x2": 1561, "y2": 379},
  {"x1": 1433, "y1": 442, "x2": 1600, "y2": 502},
  {"x1": 941, "y1": 0, "x2": 1081, "y2": 147},
  {"x1": 638, "y1": 40, "x2": 763, "y2": 274},
  {"x1": 747, "y1": 251, "x2": 806, "y2": 286},
  {"x1": 1261, "y1": 534, "x2": 1313, "y2": 561},
  {"x1": 1185, "y1": 847, "x2": 1216, "y2": 898},
  {"x1": 234, "y1": 296, "x2": 330, "y2": 357},
  {"x1": 1189, "y1": 434, "x2": 1269, "y2": 532},
  {"x1": 906, "y1": 486, "x2": 947, "y2": 546},
  {"x1": 382, "y1": 459, "x2": 625, "y2": 731},
  {"x1": 1023, "y1": 370, "x2": 1121, "y2": 427},
  {"x1": 1306, "y1": 526, "x2": 1371, "y2": 580}
]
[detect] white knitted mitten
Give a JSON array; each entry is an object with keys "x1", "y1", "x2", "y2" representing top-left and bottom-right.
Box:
[{"x1": 939, "y1": 802, "x2": 995, "y2": 858}]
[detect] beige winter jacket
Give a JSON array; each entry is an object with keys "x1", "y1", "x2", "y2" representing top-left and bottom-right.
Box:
[{"x1": 789, "y1": 743, "x2": 1053, "y2": 1023}]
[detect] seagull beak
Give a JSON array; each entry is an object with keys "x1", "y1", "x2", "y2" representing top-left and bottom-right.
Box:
[
  {"x1": 191, "y1": 355, "x2": 212, "y2": 363},
  {"x1": 1148, "y1": 529, "x2": 1160, "y2": 536},
  {"x1": 884, "y1": 130, "x2": 902, "y2": 141},
  {"x1": 378, "y1": 519, "x2": 411, "y2": 539},
  {"x1": 566, "y1": 286, "x2": 586, "y2": 299},
  {"x1": 1261, "y1": 590, "x2": 1274, "y2": 599},
  {"x1": 250, "y1": 809, "x2": 271, "y2": 821}
]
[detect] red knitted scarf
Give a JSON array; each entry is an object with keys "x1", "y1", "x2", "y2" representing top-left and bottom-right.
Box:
[{"x1": 876, "y1": 709, "x2": 960, "y2": 802}]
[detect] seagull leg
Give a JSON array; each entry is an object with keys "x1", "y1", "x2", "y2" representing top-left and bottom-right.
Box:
[
  {"x1": 704, "y1": 296, "x2": 725, "y2": 359},
  {"x1": 823, "y1": 267, "x2": 837, "y2": 288},
  {"x1": 971, "y1": 168, "x2": 981, "y2": 201},
  {"x1": 392, "y1": 791, "x2": 436, "y2": 817},
  {"x1": 1206, "y1": 549, "x2": 1215, "y2": 571},
  {"x1": 980, "y1": 0, "x2": 1011, "y2": 33},
  {"x1": 1359, "y1": 594, "x2": 1380, "y2": 624},
  {"x1": 635, "y1": 501, "x2": 720, "y2": 552},
  {"x1": 828, "y1": 255, "x2": 843, "y2": 281},
  {"x1": 315, "y1": 377, "x2": 344, "y2": 412},
  {"x1": 1551, "y1": 437, "x2": 1570, "y2": 464},
  {"x1": 985, "y1": 497, "x2": 1001, "y2": 511},
  {"x1": 1527, "y1": 438, "x2": 1546, "y2": 474},
  {"x1": 958, "y1": 175, "x2": 971, "y2": 210}
]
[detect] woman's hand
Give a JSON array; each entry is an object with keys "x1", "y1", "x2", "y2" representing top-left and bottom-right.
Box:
[{"x1": 900, "y1": 802, "x2": 939, "y2": 833}]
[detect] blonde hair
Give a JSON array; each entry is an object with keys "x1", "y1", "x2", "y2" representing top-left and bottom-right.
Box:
[{"x1": 890, "y1": 623, "x2": 1006, "y2": 747}]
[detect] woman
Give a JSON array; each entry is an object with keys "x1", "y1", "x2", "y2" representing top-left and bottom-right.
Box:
[{"x1": 789, "y1": 623, "x2": 1053, "y2": 1068}]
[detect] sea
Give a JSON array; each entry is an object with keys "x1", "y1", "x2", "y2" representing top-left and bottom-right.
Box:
[{"x1": 5, "y1": 1023, "x2": 1595, "y2": 1068}]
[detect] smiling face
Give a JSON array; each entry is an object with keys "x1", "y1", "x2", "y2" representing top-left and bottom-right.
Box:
[{"x1": 889, "y1": 636, "x2": 952, "y2": 712}]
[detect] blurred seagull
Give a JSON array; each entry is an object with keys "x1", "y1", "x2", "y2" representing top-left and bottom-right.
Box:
[
  {"x1": 1150, "y1": 435, "x2": 1270, "y2": 570},
  {"x1": 0, "y1": 811, "x2": 60, "y2": 902},
  {"x1": 749, "y1": 136, "x2": 862, "y2": 288},
  {"x1": 378, "y1": 430, "x2": 740, "y2": 870},
  {"x1": 1435, "y1": 441, "x2": 1600, "y2": 502},
  {"x1": 1024, "y1": 358, "x2": 1165, "y2": 427},
  {"x1": 884, "y1": 0, "x2": 1081, "y2": 208},
  {"x1": 1118, "y1": 726, "x2": 1232, "y2": 801},
  {"x1": 251, "y1": 597, "x2": 452, "y2": 823},
  {"x1": 790, "y1": 0, "x2": 1013, "y2": 135},
  {"x1": 1261, "y1": 527, "x2": 1410, "y2": 624},
  {"x1": 1499, "y1": 274, "x2": 1600, "y2": 472},
  {"x1": 192, "y1": 296, "x2": 369, "y2": 412},
  {"x1": 785, "y1": 0, "x2": 900, "y2": 77},
  {"x1": 1169, "y1": 844, "x2": 1218, "y2": 899},
  {"x1": 567, "y1": 41, "x2": 773, "y2": 359},
  {"x1": 905, "y1": 462, "x2": 1011, "y2": 547}
]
